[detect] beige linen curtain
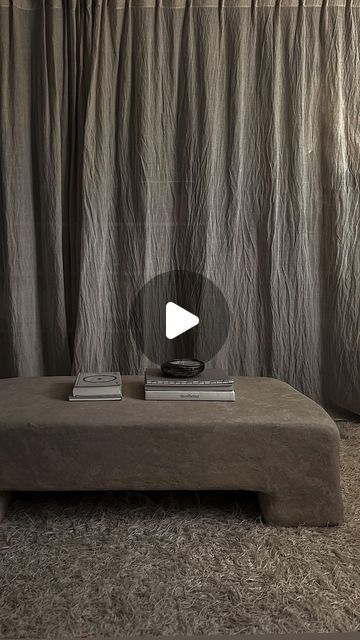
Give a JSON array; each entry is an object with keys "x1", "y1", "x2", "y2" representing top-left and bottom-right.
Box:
[{"x1": 0, "y1": 0, "x2": 359, "y2": 413}]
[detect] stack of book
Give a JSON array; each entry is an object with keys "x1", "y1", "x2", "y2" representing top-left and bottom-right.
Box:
[
  {"x1": 145, "y1": 368, "x2": 235, "y2": 401},
  {"x1": 68, "y1": 372, "x2": 122, "y2": 401}
]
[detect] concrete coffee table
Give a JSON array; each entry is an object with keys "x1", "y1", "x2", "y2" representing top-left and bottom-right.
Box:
[{"x1": 0, "y1": 376, "x2": 343, "y2": 526}]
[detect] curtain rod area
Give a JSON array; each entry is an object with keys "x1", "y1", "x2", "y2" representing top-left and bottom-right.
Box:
[{"x1": 1, "y1": 0, "x2": 360, "y2": 10}]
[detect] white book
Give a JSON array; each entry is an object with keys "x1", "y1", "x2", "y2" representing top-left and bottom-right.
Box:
[
  {"x1": 68, "y1": 395, "x2": 122, "y2": 402},
  {"x1": 145, "y1": 390, "x2": 235, "y2": 401},
  {"x1": 73, "y1": 372, "x2": 122, "y2": 398}
]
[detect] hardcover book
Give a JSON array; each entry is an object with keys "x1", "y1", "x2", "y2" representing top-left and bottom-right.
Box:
[
  {"x1": 71, "y1": 372, "x2": 122, "y2": 399},
  {"x1": 145, "y1": 389, "x2": 235, "y2": 401},
  {"x1": 145, "y1": 368, "x2": 233, "y2": 390}
]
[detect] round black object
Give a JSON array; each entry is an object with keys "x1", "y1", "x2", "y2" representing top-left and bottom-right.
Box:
[{"x1": 161, "y1": 359, "x2": 205, "y2": 378}]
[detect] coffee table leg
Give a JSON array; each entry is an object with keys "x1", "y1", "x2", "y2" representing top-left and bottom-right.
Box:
[
  {"x1": 0, "y1": 491, "x2": 12, "y2": 524},
  {"x1": 258, "y1": 486, "x2": 343, "y2": 527}
]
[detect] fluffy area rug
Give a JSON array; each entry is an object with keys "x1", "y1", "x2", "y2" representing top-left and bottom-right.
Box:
[{"x1": 0, "y1": 421, "x2": 359, "y2": 638}]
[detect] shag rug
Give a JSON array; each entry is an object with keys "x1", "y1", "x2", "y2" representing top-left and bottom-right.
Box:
[{"x1": 0, "y1": 421, "x2": 359, "y2": 638}]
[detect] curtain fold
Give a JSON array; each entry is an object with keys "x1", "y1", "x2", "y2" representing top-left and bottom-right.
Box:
[{"x1": 0, "y1": 0, "x2": 359, "y2": 412}]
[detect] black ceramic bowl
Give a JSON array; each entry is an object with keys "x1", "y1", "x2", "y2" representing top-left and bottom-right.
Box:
[{"x1": 161, "y1": 359, "x2": 205, "y2": 378}]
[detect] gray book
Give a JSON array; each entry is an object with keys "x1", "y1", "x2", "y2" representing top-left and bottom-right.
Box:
[
  {"x1": 145, "y1": 389, "x2": 235, "y2": 401},
  {"x1": 72, "y1": 372, "x2": 122, "y2": 398},
  {"x1": 68, "y1": 394, "x2": 122, "y2": 402},
  {"x1": 145, "y1": 368, "x2": 233, "y2": 390}
]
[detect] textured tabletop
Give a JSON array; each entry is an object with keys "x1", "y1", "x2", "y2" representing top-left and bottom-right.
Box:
[{"x1": 0, "y1": 375, "x2": 336, "y2": 433}]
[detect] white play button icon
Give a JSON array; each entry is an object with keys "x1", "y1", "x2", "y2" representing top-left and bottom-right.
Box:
[
  {"x1": 131, "y1": 270, "x2": 231, "y2": 363},
  {"x1": 166, "y1": 302, "x2": 199, "y2": 340}
]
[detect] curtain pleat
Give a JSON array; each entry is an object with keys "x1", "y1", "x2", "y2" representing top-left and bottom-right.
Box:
[{"x1": 0, "y1": 0, "x2": 359, "y2": 412}]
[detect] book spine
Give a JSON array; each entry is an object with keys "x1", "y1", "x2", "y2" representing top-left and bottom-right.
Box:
[
  {"x1": 145, "y1": 390, "x2": 235, "y2": 401},
  {"x1": 73, "y1": 387, "x2": 121, "y2": 397},
  {"x1": 145, "y1": 385, "x2": 233, "y2": 392},
  {"x1": 68, "y1": 395, "x2": 122, "y2": 401},
  {"x1": 145, "y1": 380, "x2": 234, "y2": 386}
]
